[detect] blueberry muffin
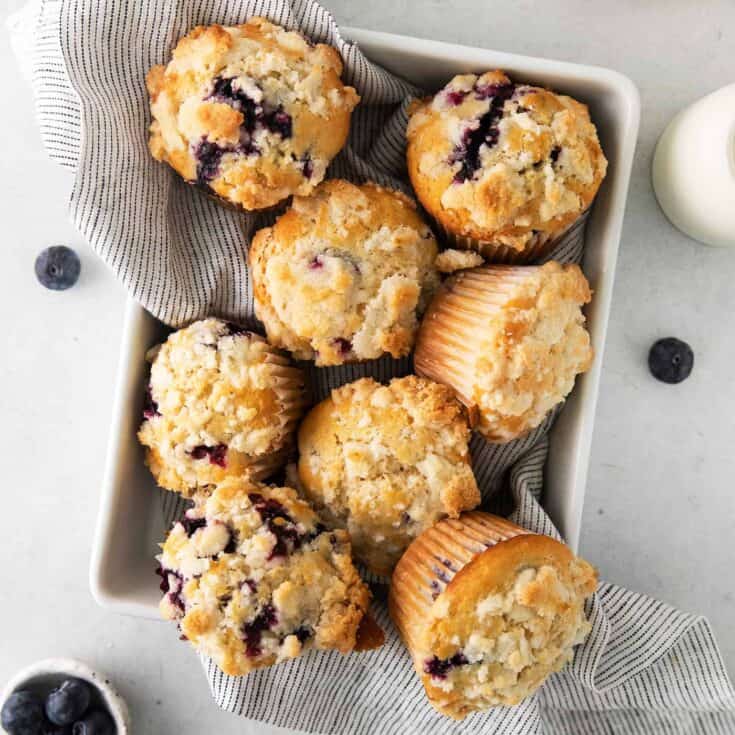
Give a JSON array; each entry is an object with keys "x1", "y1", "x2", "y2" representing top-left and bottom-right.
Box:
[
  {"x1": 390, "y1": 512, "x2": 597, "y2": 718},
  {"x1": 249, "y1": 180, "x2": 440, "y2": 366},
  {"x1": 297, "y1": 376, "x2": 480, "y2": 575},
  {"x1": 407, "y1": 71, "x2": 607, "y2": 262},
  {"x1": 157, "y1": 478, "x2": 377, "y2": 675},
  {"x1": 138, "y1": 319, "x2": 306, "y2": 496},
  {"x1": 414, "y1": 262, "x2": 593, "y2": 443},
  {"x1": 146, "y1": 18, "x2": 360, "y2": 210}
]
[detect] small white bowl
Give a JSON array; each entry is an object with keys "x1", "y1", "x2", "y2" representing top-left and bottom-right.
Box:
[{"x1": 1, "y1": 658, "x2": 130, "y2": 734}]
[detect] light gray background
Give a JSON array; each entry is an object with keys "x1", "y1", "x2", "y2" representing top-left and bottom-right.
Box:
[{"x1": 1, "y1": 1, "x2": 733, "y2": 733}]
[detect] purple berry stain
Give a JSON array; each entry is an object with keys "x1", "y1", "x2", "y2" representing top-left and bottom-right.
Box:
[
  {"x1": 334, "y1": 338, "x2": 352, "y2": 356},
  {"x1": 301, "y1": 155, "x2": 314, "y2": 179},
  {"x1": 189, "y1": 444, "x2": 228, "y2": 468},
  {"x1": 243, "y1": 604, "x2": 278, "y2": 657},
  {"x1": 450, "y1": 82, "x2": 516, "y2": 183},
  {"x1": 180, "y1": 515, "x2": 207, "y2": 537},
  {"x1": 423, "y1": 652, "x2": 469, "y2": 679},
  {"x1": 143, "y1": 384, "x2": 160, "y2": 420},
  {"x1": 156, "y1": 566, "x2": 186, "y2": 614},
  {"x1": 445, "y1": 90, "x2": 466, "y2": 106}
]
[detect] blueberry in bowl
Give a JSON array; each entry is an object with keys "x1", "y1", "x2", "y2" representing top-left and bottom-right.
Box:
[{"x1": 0, "y1": 660, "x2": 128, "y2": 735}]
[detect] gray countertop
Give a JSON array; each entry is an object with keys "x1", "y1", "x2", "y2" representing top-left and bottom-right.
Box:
[{"x1": 1, "y1": 1, "x2": 733, "y2": 732}]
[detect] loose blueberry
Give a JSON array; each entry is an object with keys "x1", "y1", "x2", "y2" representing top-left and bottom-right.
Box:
[
  {"x1": 35, "y1": 246, "x2": 81, "y2": 291},
  {"x1": 1, "y1": 691, "x2": 45, "y2": 735},
  {"x1": 45, "y1": 680, "x2": 91, "y2": 726},
  {"x1": 648, "y1": 337, "x2": 694, "y2": 384},
  {"x1": 71, "y1": 710, "x2": 115, "y2": 735}
]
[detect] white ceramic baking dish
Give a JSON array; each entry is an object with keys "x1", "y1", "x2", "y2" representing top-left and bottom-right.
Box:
[{"x1": 90, "y1": 26, "x2": 640, "y2": 618}]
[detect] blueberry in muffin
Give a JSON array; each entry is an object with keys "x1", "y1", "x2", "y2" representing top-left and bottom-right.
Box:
[
  {"x1": 146, "y1": 18, "x2": 360, "y2": 210},
  {"x1": 249, "y1": 179, "x2": 440, "y2": 366},
  {"x1": 138, "y1": 318, "x2": 306, "y2": 497},
  {"x1": 157, "y1": 478, "x2": 378, "y2": 674}
]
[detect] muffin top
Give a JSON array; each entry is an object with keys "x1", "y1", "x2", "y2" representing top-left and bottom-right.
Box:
[
  {"x1": 138, "y1": 318, "x2": 306, "y2": 496},
  {"x1": 415, "y1": 262, "x2": 593, "y2": 442},
  {"x1": 250, "y1": 179, "x2": 440, "y2": 366},
  {"x1": 297, "y1": 376, "x2": 480, "y2": 576},
  {"x1": 146, "y1": 18, "x2": 360, "y2": 210},
  {"x1": 158, "y1": 479, "x2": 373, "y2": 676},
  {"x1": 407, "y1": 70, "x2": 607, "y2": 249},
  {"x1": 390, "y1": 513, "x2": 597, "y2": 718}
]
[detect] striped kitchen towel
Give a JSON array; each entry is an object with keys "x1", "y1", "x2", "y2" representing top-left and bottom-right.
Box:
[{"x1": 9, "y1": 0, "x2": 735, "y2": 733}]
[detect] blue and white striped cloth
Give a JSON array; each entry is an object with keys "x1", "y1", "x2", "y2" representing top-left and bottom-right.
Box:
[{"x1": 10, "y1": 1, "x2": 735, "y2": 732}]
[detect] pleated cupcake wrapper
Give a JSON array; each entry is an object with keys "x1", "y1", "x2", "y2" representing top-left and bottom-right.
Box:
[
  {"x1": 187, "y1": 178, "x2": 289, "y2": 217},
  {"x1": 390, "y1": 512, "x2": 532, "y2": 655},
  {"x1": 434, "y1": 210, "x2": 587, "y2": 265},
  {"x1": 414, "y1": 265, "x2": 541, "y2": 427},
  {"x1": 241, "y1": 349, "x2": 307, "y2": 480}
]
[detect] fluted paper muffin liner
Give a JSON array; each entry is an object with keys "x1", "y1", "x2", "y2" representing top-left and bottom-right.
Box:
[
  {"x1": 433, "y1": 208, "x2": 589, "y2": 265},
  {"x1": 389, "y1": 512, "x2": 530, "y2": 653}
]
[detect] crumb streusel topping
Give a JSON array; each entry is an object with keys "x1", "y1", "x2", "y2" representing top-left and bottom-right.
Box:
[
  {"x1": 407, "y1": 70, "x2": 607, "y2": 249},
  {"x1": 249, "y1": 180, "x2": 440, "y2": 366},
  {"x1": 297, "y1": 376, "x2": 480, "y2": 575},
  {"x1": 147, "y1": 18, "x2": 359, "y2": 210},
  {"x1": 157, "y1": 479, "x2": 372, "y2": 675},
  {"x1": 138, "y1": 318, "x2": 306, "y2": 496}
]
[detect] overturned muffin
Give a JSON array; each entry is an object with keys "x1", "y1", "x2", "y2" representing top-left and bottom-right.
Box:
[
  {"x1": 297, "y1": 376, "x2": 480, "y2": 575},
  {"x1": 146, "y1": 18, "x2": 359, "y2": 210},
  {"x1": 157, "y1": 479, "x2": 377, "y2": 675},
  {"x1": 138, "y1": 318, "x2": 306, "y2": 496},
  {"x1": 407, "y1": 70, "x2": 607, "y2": 262},
  {"x1": 250, "y1": 180, "x2": 440, "y2": 366},
  {"x1": 389, "y1": 512, "x2": 597, "y2": 718},
  {"x1": 414, "y1": 262, "x2": 593, "y2": 442}
]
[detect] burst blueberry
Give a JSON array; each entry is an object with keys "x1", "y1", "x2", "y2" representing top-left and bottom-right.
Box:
[{"x1": 35, "y1": 246, "x2": 81, "y2": 291}]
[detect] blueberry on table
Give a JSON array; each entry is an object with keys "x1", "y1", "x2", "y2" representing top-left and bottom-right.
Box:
[
  {"x1": 1, "y1": 690, "x2": 45, "y2": 735},
  {"x1": 45, "y1": 679, "x2": 91, "y2": 726},
  {"x1": 71, "y1": 710, "x2": 115, "y2": 735},
  {"x1": 648, "y1": 337, "x2": 694, "y2": 384},
  {"x1": 34, "y1": 246, "x2": 81, "y2": 291}
]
